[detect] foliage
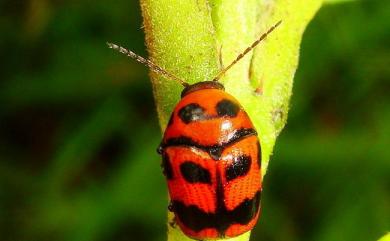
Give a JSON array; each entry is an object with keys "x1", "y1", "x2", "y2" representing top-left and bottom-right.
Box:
[
  {"x1": 378, "y1": 233, "x2": 390, "y2": 241},
  {"x1": 140, "y1": 0, "x2": 321, "y2": 240}
]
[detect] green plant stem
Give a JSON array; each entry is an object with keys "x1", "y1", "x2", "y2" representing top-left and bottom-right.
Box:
[{"x1": 140, "y1": 0, "x2": 322, "y2": 240}]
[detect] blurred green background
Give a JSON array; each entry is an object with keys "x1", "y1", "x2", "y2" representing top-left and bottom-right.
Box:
[{"x1": 0, "y1": 1, "x2": 389, "y2": 241}]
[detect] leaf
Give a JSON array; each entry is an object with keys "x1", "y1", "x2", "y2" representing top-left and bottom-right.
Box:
[
  {"x1": 140, "y1": 0, "x2": 322, "y2": 240},
  {"x1": 324, "y1": 0, "x2": 356, "y2": 4},
  {"x1": 378, "y1": 233, "x2": 390, "y2": 241}
]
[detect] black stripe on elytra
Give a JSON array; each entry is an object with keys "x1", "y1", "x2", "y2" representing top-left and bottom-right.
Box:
[
  {"x1": 225, "y1": 155, "x2": 252, "y2": 181},
  {"x1": 180, "y1": 161, "x2": 211, "y2": 184},
  {"x1": 171, "y1": 190, "x2": 261, "y2": 236},
  {"x1": 216, "y1": 99, "x2": 240, "y2": 118},
  {"x1": 160, "y1": 128, "x2": 257, "y2": 160}
]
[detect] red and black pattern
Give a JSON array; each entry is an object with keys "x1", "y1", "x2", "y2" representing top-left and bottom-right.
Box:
[{"x1": 158, "y1": 82, "x2": 262, "y2": 239}]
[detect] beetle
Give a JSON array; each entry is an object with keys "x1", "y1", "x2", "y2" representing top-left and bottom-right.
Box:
[{"x1": 108, "y1": 20, "x2": 281, "y2": 239}]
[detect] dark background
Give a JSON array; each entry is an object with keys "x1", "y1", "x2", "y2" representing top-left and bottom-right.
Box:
[{"x1": 0, "y1": 1, "x2": 389, "y2": 241}]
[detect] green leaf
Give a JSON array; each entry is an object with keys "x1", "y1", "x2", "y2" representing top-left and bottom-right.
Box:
[
  {"x1": 140, "y1": 0, "x2": 322, "y2": 240},
  {"x1": 324, "y1": 0, "x2": 356, "y2": 4},
  {"x1": 378, "y1": 233, "x2": 390, "y2": 241}
]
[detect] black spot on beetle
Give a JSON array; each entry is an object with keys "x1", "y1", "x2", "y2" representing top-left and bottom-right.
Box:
[
  {"x1": 216, "y1": 99, "x2": 239, "y2": 117},
  {"x1": 226, "y1": 155, "x2": 251, "y2": 181},
  {"x1": 162, "y1": 153, "x2": 173, "y2": 179},
  {"x1": 178, "y1": 103, "x2": 207, "y2": 124},
  {"x1": 232, "y1": 190, "x2": 261, "y2": 224},
  {"x1": 180, "y1": 161, "x2": 211, "y2": 184}
]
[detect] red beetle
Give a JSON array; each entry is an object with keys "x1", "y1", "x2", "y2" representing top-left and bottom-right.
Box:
[{"x1": 108, "y1": 21, "x2": 281, "y2": 239}]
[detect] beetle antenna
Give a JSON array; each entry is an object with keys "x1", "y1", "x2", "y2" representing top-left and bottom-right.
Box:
[
  {"x1": 107, "y1": 42, "x2": 189, "y2": 87},
  {"x1": 212, "y1": 20, "x2": 282, "y2": 82}
]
